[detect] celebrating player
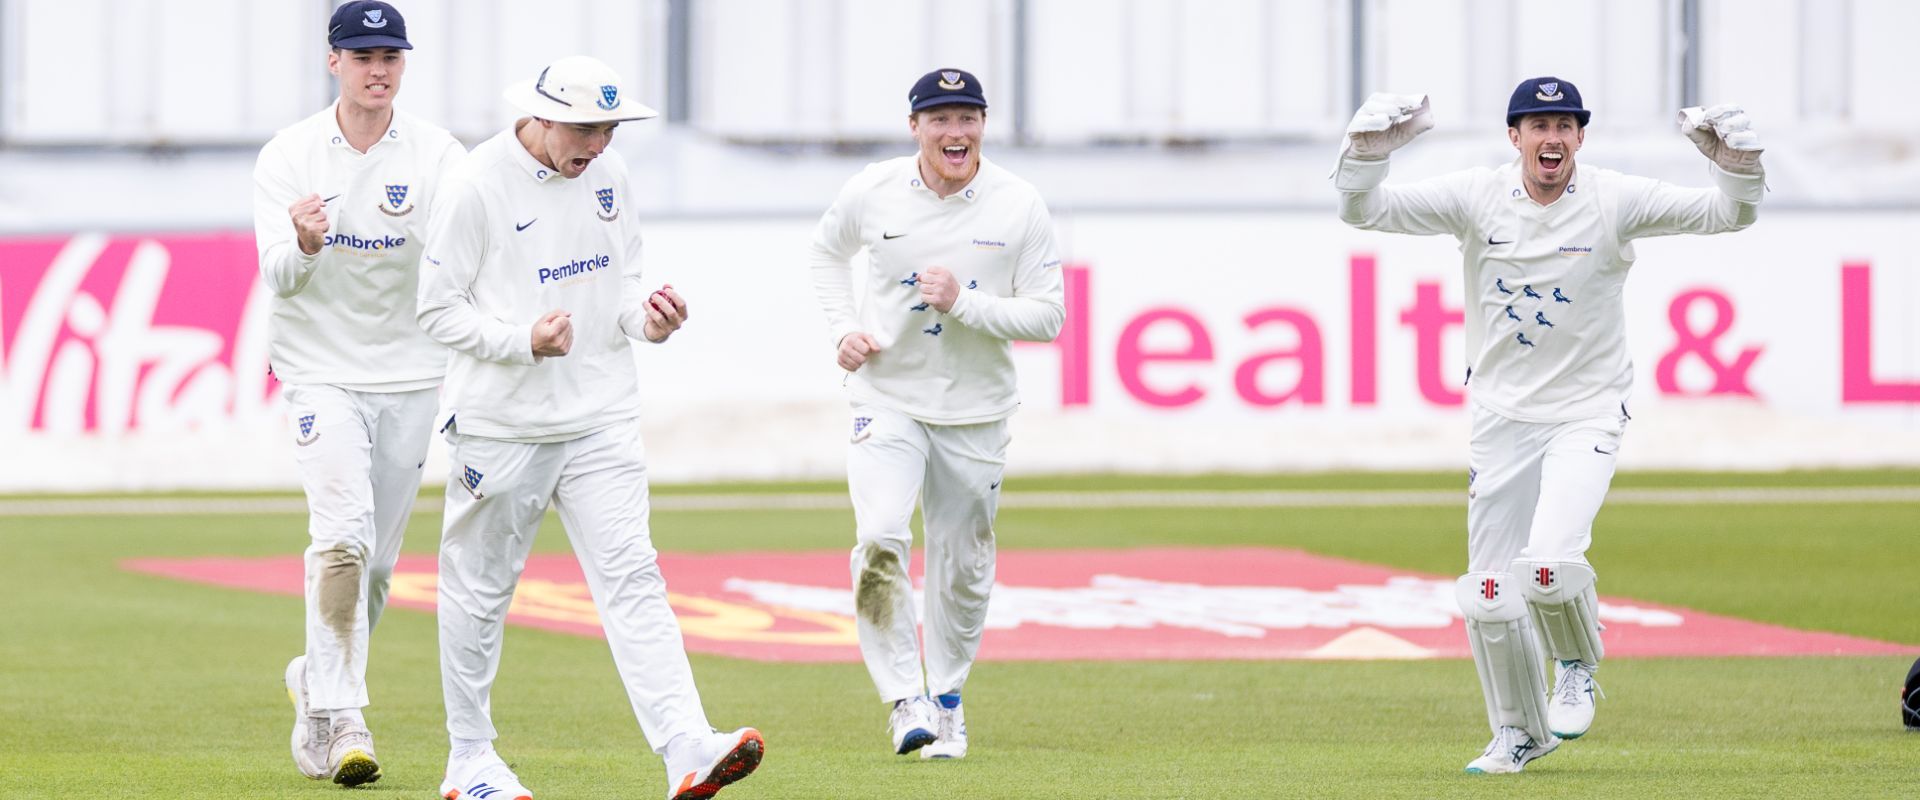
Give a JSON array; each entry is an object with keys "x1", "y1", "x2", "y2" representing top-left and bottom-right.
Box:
[
  {"x1": 1332, "y1": 78, "x2": 1764, "y2": 773},
  {"x1": 415, "y1": 55, "x2": 762, "y2": 800},
  {"x1": 252, "y1": 0, "x2": 463, "y2": 786},
  {"x1": 806, "y1": 67, "x2": 1065, "y2": 760}
]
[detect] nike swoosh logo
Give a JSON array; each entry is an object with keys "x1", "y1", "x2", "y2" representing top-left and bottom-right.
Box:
[
  {"x1": 1487, "y1": 236, "x2": 1512, "y2": 245},
  {"x1": 515, "y1": 219, "x2": 537, "y2": 232},
  {"x1": 882, "y1": 232, "x2": 907, "y2": 240},
  {"x1": 1594, "y1": 445, "x2": 1618, "y2": 455},
  {"x1": 322, "y1": 194, "x2": 341, "y2": 203}
]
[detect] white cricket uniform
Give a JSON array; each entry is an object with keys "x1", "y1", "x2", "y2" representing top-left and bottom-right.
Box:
[
  {"x1": 1336, "y1": 157, "x2": 1761, "y2": 572},
  {"x1": 416, "y1": 121, "x2": 710, "y2": 751},
  {"x1": 252, "y1": 101, "x2": 464, "y2": 712},
  {"x1": 808, "y1": 156, "x2": 1064, "y2": 701}
]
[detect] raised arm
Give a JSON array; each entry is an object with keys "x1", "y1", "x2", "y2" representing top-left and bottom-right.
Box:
[
  {"x1": 1620, "y1": 104, "x2": 1765, "y2": 239},
  {"x1": 1332, "y1": 93, "x2": 1468, "y2": 236}
]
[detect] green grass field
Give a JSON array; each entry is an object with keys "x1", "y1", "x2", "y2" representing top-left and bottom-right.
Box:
[{"x1": 3, "y1": 470, "x2": 1917, "y2": 799}]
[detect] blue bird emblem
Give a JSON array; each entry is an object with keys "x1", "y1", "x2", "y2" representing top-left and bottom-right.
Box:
[
  {"x1": 910, "y1": 302, "x2": 929, "y2": 312},
  {"x1": 923, "y1": 323, "x2": 943, "y2": 336},
  {"x1": 1523, "y1": 284, "x2": 1542, "y2": 299},
  {"x1": 1496, "y1": 278, "x2": 1514, "y2": 295},
  {"x1": 1505, "y1": 305, "x2": 1520, "y2": 322},
  {"x1": 900, "y1": 273, "x2": 920, "y2": 286},
  {"x1": 1553, "y1": 288, "x2": 1572, "y2": 303},
  {"x1": 966, "y1": 279, "x2": 977, "y2": 289},
  {"x1": 1535, "y1": 312, "x2": 1554, "y2": 327},
  {"x1": 1515, "y1": 332, "x2": 1535, "y2": 347}
]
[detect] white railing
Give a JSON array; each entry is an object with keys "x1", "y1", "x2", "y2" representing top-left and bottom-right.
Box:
[{"x1": 0, "y1": 0, "x2": 1913, "y2": 146}]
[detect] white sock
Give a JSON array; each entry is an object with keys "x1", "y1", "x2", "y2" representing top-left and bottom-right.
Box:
[
  {"x1": 328, "y1": 707, "x2": 365, "y2": 728},
  {"x1": 450, "y1": 737, "x2": 492, "y2": 760}
]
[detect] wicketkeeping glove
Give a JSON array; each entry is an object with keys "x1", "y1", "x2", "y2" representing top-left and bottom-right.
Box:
[
  {"x1": 1679, "y1": 104, "x2": 1763, "y2": 174},
  {"x1": 1343, "y1": 93, "x2": 1434, "y2": 160}
]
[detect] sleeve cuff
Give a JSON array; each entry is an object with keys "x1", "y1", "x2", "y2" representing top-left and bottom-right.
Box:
[
  {"x1": 513, "y1": 324, "x2": 541, "y2": 366},
  {"x1": 1333, "y1": 156, "x2": 1391, "y2": 192},
  {"x1": 1709, "y1": 163, "x2": 1765, "y2": 204},
  {"x1": 947, "y1": 288, "x2": 983, "y2": 323}
]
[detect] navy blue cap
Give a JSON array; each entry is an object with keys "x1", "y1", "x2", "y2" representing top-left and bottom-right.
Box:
[
  {"x1": 909, "y1": 68, "x2": 987, "y2": 112},
  {"x1": 329, "y1": 1, "x2": 411, "y2": 50},
  {"x1": 1506, "y1": 76, "x2": 1588, "y2": 127}
]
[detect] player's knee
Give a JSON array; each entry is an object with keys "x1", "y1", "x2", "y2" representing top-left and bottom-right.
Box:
[
  {"x1": 315, "y1": 544, "x2": 366, "y2": 635},
  {"x1": 851, "y1": 541, "x2": 910, "y2": 628},
  {"x1": 1455, "y1": 571, "x2": 1526, "y2": 622},
  {"x1": 366, "y1": 562, "x2": 393, "y2": 594},
  {"x1": 1510, "y1": 558, "x2": 1605, "y2": 664},
  {"x1": 1511, "y1": 559, "x2": 1596, "y2": 600}
]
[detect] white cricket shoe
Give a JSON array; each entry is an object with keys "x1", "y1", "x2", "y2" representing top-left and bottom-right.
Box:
[
  {"x1": 920, "y1": 694, "x2": 967, "y2": 760},
  {"x1": 1464, "y1": 726, "x2": 1559, "y2": 774},
  {"x1": 1549, "y1": 660, "x2": 1603, "y2": 739},
  {"x1": 440, "y1": 746, "x2": 532, "y2": 800},
  {"x1": 327, "y1": 719, "x2": 381, "y2": 787},
  {"x1": 665, "y1": 727, "x2": 764, "y2": 800},
  {"x1": 888, "y1": 696, "x2": 938, "y2": 755},
  {"x1": 283, "y1": 655, "x2": 332, "y2": 780}
]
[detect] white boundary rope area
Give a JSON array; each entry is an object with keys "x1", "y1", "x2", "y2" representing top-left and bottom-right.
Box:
[{"x1": 1, "y1": 486, "x2": 1915, "y2": 517}]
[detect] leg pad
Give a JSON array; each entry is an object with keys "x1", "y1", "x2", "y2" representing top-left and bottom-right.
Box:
[{"x1": 1456, "y1": 572, "x2": 1551, "y2": 743}]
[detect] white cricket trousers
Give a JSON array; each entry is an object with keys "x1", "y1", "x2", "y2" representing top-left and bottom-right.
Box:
[
  {"x1": 846, "y1": 403, "x2": 1009, "y2": 703},
  {"x1": 437, "y1": 418, "x2": 710, "y2": 752},
  {"x1": 283, "y1": 383, "x2": 437, "y2": 712},
  {"x1": 1465, "y1": 401, "x2": 1627, "y2": 572}
]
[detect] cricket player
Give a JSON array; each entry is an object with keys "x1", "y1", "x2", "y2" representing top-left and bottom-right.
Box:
[
  {"x1": 415, "y1": 55, "x2": 762, "y2": 800},
  {"x1": 807, "y1": 67, "x2": 1065, "y2": 760},
  {"x1": 1333, "y1": 78, "x2": 1764, "y2": 773},
  {"x1": 252, "y1": 0, "x2": 464, "y2": 786}
]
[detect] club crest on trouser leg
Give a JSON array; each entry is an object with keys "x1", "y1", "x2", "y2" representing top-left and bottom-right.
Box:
[
  {"x1": 296, "y1": 413, "x2": 321, "y2": 447},
  {"x1": 850, "y1": 416, "x2": 873, "y2": 444},
  {"x1": 460, "y1": 465, "x2": 486, "y2": 500}
]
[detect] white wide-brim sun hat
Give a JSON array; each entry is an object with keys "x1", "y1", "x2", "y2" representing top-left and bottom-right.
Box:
[{"x1": 504, "y1": 55, "x2": 659, "y2": 124}]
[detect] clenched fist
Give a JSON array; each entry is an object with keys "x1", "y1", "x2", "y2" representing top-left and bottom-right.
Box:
[
  {"x1": 837, "y1": 332, "x2": 881, "y2": 373},
  {"x1": 532, "y1": 309, "x2": 573, "y2": 358},
  {"x1": 289, "y1": 194, "x2": 331, "y2": 255},
  {"x1": 917, "y1": 266, "x2": 960, "y2": 313}
]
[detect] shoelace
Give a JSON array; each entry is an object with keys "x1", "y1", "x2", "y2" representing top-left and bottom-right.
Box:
[
  {"x1": 333, "y1": 729, "x2": 371, "y2": 750},
  {"x1": 1553, "y1": 664, "x2": 1606, "y2": 705},
  {"x1": 304, "y1": 715, "x2": 331, "y2": 750},
  {"x1": 460, "y1": 757, "x2": 523, "y2": 791},
  {"x1": 888, "y1": 702, "x2": 918, "y2": 733},
  {"x1": 1481, "y1": 727, "x2": 1528, "y2": 759},
  {"x1": 936, "y1": 706, "x2": 964, "y2": 739}
]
